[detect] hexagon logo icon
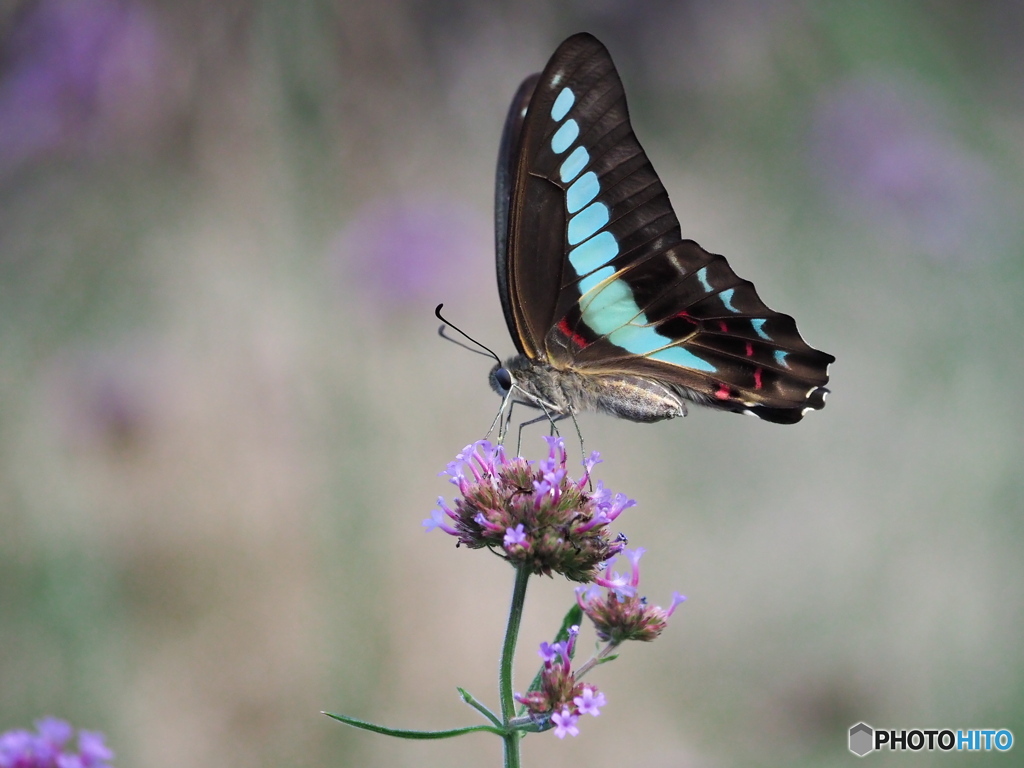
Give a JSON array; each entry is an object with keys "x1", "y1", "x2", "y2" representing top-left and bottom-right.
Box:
[{"x1": 849, "y1": 722, "x2": 874, "y2": 757}]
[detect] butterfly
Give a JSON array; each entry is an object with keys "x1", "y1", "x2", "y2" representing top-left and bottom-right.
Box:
[{"x1": 489, "y1": 33, "x2": 833, "y2": 429}]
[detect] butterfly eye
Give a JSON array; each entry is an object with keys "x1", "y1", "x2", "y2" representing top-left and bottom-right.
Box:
[{"x1": 494, "y1": 367, "x2": 513, "y2": 394}]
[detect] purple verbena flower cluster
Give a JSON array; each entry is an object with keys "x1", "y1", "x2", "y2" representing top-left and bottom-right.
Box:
[
  {"x1": 514, "y1": 627, "x2": 606, "y2": 739},
  {"x1": 425, "y1": 437, "x2": 633, "y2": 582},
  {"x1": 576, "y1": 548, "x2": 686, "y2": 644},
  {"x1": 0, "y1": 718, "x2": 113, "y2": 768}
]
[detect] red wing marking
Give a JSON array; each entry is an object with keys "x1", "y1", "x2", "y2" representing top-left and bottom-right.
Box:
[
  {"x1": 557, "y1": 317, "x2": 589, "y2": 348},
  {"x1": 753, "y1": 367, "x2": 763, "y2": 390},
  {"x1": 714, "y1": 383, "x2": 731, "y2": 400},
  {"x1": 745, "y1": 342, "x2": 754, "y2": 357}
]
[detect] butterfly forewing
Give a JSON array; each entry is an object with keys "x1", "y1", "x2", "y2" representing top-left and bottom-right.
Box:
[
  {"x1": 496, "y1": 74, "x2": 538, "y2": 356},
  {"x1": 497, "y1": 33, "x2": 833, "y2": 424}
]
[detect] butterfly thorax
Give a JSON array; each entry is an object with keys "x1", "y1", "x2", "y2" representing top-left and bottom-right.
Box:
[{"x1": 490, "y1": 355, "x2": 688, "y2": 423}]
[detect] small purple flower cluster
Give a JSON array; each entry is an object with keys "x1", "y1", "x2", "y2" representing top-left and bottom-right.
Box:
[
  {"x1": 0, "y1": 718, "x2": 113, "y2": 768},
  {"x1": 425, "y1": 437, "x2": 633, "y2": 582},
  {"x1": 576, "y1": 548, "x2": 686, "y2": 644},
  {"x1": 514, "y1": 627, "x2": 606, "y2": 739},
  {"x1": 425, "y1": 436, "x2": 686, "y2": 741}
]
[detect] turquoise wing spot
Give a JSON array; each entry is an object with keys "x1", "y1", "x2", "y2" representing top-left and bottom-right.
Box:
[
  {"x1": 720, "y1": 288, "x2": 738, "y2": 313},
  {"x1": 550, "y1": 87, "x2": 575, "y2": 121},
  {"x1": 608, "y1": 323, "x2": 665, "y2": 355},
  {"x1": 774, "y1": 350, "x2": 790, "y2": 368},
  {"x1": 552, "y1": 107, "x2": 715, "y2": 377},
  {"x1": 751, "y1": 318, "x2": 770, "y2": 340},
  {"x1": 566, "y1": 171, "x2": 599, "y2": 213},
  {"x1": 575, "y1": 270, "x2": 718, "y2": 374},
  {"x1": 569, "y1": 231, "x2": 619, "y2": 274},
  {"x1": 567, "y1": 202, "x2": 609, "y2": 245},
  {"x1": 577, "y1": 265, "x2": 615, "y2": 296},
  {"x1": 551, "y1": 119, "x2": 579, "y2": 154},
  {"x1": 580, "y1": 279, "x2": 639, "y2": 332},
  {"x1": 649, "y1": 345, "x2": 717, "y2": 372},
  {"x1": 696, "y1": 267, "x2": 712, "y2": 293},
  {"x1": 559, "y1": 146, "x2": 589, "y2": 183}
]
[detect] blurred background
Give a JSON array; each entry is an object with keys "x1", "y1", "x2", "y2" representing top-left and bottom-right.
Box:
[{"x1": 1, "y1": 1, "x2": 1022, "y2": 766}]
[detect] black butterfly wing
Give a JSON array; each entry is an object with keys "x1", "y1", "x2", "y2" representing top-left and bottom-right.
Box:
[
  {"x1": 497, "y1": 33, "x2": 833, "y2": 423},
  {"x1": 495, "y1": 74, "x2": 539, "y2": 357}
]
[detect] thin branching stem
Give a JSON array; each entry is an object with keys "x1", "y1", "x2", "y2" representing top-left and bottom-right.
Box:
[{"x1": 499, "y1": 565, "x2": 531, "y2": 768}]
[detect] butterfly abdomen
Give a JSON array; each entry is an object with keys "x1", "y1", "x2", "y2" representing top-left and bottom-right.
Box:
[{"x1": 494, "y1": 355, "x2": 687, "y2": 423}]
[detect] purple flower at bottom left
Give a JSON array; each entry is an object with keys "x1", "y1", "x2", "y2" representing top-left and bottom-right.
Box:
[{"x1": 0, "y1": 718, "x2": 114, "y2": 768}]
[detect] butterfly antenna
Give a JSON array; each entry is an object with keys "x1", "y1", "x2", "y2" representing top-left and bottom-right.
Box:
[{"x1": 435, "y1": 304, "x2": 502, "y2": 365}]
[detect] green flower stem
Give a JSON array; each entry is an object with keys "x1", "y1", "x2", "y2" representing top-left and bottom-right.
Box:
[
  {"x1": 457, "y1": 687, "x2": 503, "y2": 728},
  {"x1": 573, "y1": 641, "x2": 621, "y2": 678},
  {"x1": 500, "y1": 565, "x2": 531, "y2": 768},
  {"x1": 322, "y1": 712, "x2": 503, "y2": 738}
]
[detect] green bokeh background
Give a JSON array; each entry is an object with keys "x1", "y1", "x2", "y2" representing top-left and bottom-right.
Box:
[{"x1": 1, "y1": 2, "x2": 1022, "y2": 766}]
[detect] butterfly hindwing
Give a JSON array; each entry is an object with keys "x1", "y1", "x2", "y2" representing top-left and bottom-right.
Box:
[{"x1": 496, "y1": 33, "x2": 833, "y2": 424}]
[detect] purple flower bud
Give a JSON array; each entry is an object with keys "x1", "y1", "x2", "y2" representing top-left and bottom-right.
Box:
[
  {"x1": 578, "y1": 451, "x2": 603, "y2": 488},
  {"x1": 666, "y1": 592, "x2": 688, "y2": 616}
]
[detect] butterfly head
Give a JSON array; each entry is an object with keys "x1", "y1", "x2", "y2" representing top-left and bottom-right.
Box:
[
  {"x1": 488, "y1": 354, "x2": 577, "y2": 417},
  {"x1": 489, "y1": 362, "x2": 513, "y2": 398}
]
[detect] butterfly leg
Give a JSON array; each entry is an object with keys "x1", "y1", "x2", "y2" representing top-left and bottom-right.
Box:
[
  {"x1": 501, "y1": 401, "x2": 516, "y2": 445},
  {"x1": 515, "y1": 405, "x2": 568, "y2": 457},
  {"x1": 487, "y1": 388, "x2": 518, "y2": 444},
  {"x1": 565, "y1": 410, "x2": 591, "y2": 487}
]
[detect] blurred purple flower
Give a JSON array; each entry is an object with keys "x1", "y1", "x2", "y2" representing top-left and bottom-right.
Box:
[
  {"x1": 0, "y1": 0, "x2": 170, "y2": 174},
  {"x1": 330, "y1": 195, "x2": 487, "y2": 309},
  {"x1": 0, "y1": 718, "x2": 114, "y2": 768},
  {"x1": 45, "y1": 344, "x2": 169, "y2": 453},
  {"x1": 809, "y1": 76, "x2": 1006, "y2": 264}
]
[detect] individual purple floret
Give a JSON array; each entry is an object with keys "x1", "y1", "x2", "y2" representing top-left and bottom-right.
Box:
[{"x1": 550, "y1": 708, "x2": 579, "y2": 739}]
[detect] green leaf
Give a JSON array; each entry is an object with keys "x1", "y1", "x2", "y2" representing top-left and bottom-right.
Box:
[{"x1": 323, "y1": 712, "x2": 504, "y2": 739}]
